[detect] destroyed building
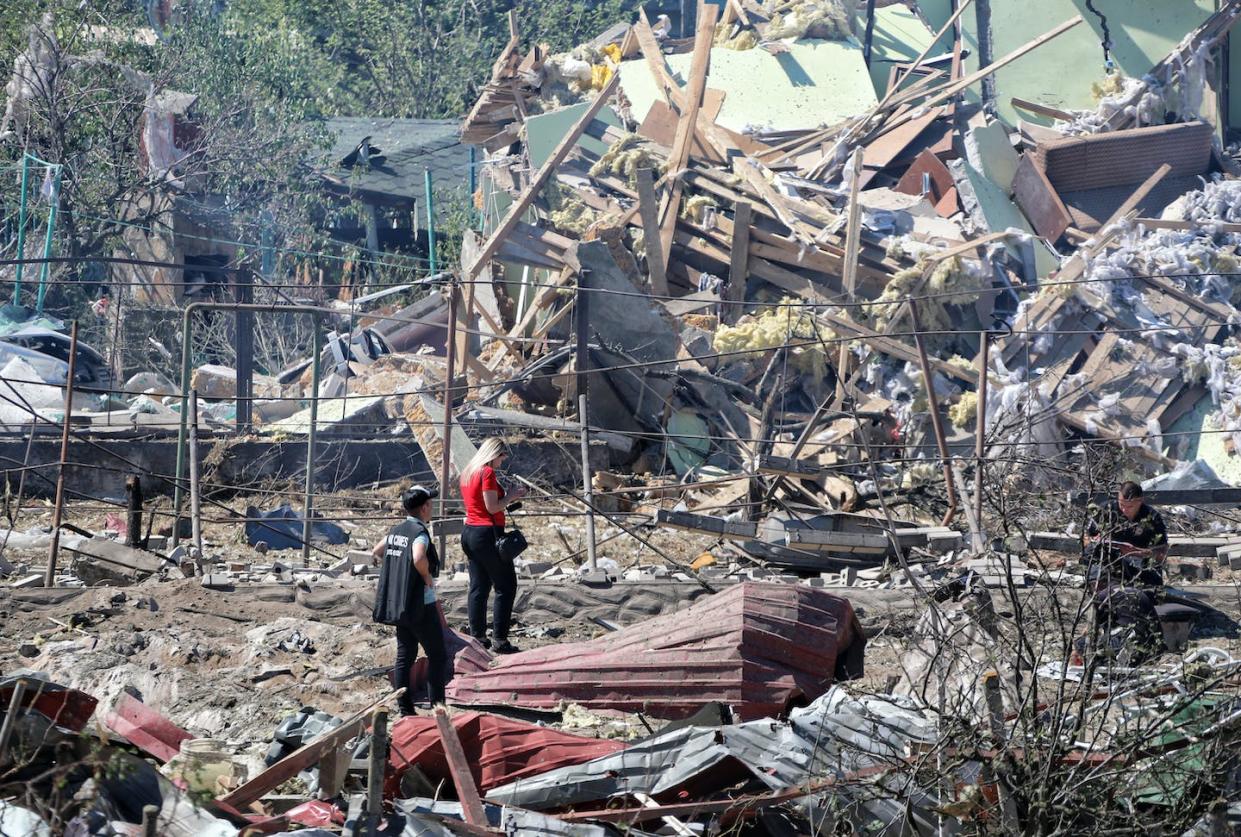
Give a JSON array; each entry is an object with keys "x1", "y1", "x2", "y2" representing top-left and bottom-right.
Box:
[{"x1": 8, "y1": 1, "x2": 1241, "y2": 835}]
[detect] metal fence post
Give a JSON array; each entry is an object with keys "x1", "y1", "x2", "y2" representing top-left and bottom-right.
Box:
[{"x1": 45, "y1": 321, "x2": 79, "y2": 586}]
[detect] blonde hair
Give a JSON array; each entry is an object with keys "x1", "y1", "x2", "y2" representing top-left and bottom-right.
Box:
[{"x1": 461, "y1": 437, "x2": 506, "y2": 484}]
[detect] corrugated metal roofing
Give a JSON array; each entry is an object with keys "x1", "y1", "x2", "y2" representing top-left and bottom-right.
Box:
[
  {"x1": 445, "y1": 582, "x2": 865, "y2": 720},
  {"x1": 386, "y1": 711, "x2": 625, "y2": 795}
]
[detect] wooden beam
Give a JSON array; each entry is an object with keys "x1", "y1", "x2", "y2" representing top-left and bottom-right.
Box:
[
  {"x1": 465, "y1": 71, "x2": 620, "y2": 282},
  {"x1": 1136, "y1": 217, "x2": 1241, "y2": 233},
  {"x1": 635, "y1": 9, "x2": 685, "y2": 109},
  {"x1": 726, "y1": 200, "x2": 752, "y2": 324},
  {"x1": 219, "y1": 691, "x2": 398, "y2": 808},
  {"x1": 657, "y1": 3, "x2": 719, "y2": 269},
  {"x1": 487, "y1": 265, "x2": 576, "y2": 372},
  {"x1": 1011, "y1": 96, "x2": 1076, "y2": 121},
  {"x1": 841, "y1": 148, "x2": 865, "y2": 299},
  {"x1": 636, "y1": 167, "x2": 669, "y2": 295},
  {"x1": 435, "y1": 707, "x2": 487, "y2": 826},
  {"x1": 836, "y1": 146, "x2": 864, "y2": 403},
  {"x1": 818, "y1": 310, "x2": 979, "y2": 385},
  {"x1": 880, "y1": 15, "x2": 1083, "y2": 138},
  {"x1": 1111, "y1": 162, "x2": 1171, "y2": 222}
]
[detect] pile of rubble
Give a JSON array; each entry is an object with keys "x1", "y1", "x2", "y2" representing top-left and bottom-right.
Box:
[{"x1": 11, "y1": 0, "x2": 1241, "y2": 833}]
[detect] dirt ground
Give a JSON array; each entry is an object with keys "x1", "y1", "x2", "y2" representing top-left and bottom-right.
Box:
[{"x1": 4, "y1": 491, "x2": 1241, "y2": 767}]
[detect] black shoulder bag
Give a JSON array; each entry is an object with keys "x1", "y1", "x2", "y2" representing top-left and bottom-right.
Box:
[{"x1": 496, "y1": 527, "x2": 528, "y2": 561}]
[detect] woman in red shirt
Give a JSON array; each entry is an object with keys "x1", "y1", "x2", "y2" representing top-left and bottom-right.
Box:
[{"x1": 459, "y1": 437, "x2": 526, "y2": 653}]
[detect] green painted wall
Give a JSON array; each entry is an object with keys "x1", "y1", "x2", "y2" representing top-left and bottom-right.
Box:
[
  {"x1": 620, "y1": 40, "x2": 878, "y2": 132},
  {"x1": 920, "y1": 0, "x2": 1216, "y2": 126},
  {"x1": 866, "y1": 4, "x2": 940, "y2": 98}
]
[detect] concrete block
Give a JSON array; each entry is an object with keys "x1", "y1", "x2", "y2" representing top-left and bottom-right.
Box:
[
  {"x1": 200, "y1": 573, "x2": 234, "y2": 590},
  {"x1": 577, "y1": 567, "x2": 611, "y2": 587},
  {"x1": 10, "y1": 574, "x2": 43, "y2": 588},
  {"x1": 520, "y1": 561, "x2": 554, "y2": 577}
]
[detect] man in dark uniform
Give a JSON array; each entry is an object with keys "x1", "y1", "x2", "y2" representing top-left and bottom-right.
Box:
[
  {"x1": 371, "y1": 486, "x2": 446, "y2": 716},
  {"x1": 1086, "y1": 481, "x2": 1169, "y2": 588}
]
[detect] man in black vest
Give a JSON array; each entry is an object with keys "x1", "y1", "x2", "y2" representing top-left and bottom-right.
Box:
[{"x1": 371, "y1": 485, "x2": 446, "y2": 716}]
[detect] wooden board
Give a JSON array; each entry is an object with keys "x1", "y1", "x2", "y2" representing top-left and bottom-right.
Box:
[{"x1": 1012, "y1": 154, "x2": 1072, "y2": 241}]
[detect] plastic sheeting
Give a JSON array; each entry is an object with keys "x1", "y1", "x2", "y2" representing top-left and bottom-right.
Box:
[
  {"x1": 244, "y1": 505, "x2": 349, "y2": 551},
  {"x1": 1143, "y1": 459, "x2": 1229, "y2": 492}
]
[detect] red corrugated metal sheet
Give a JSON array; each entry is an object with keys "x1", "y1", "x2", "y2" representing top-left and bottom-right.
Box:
[
  {"x1": 386, "y1": 711, "x2": 625, "y2": 795},
  {"x1": 1, "y1": 678, "x2": 97, "y2": 732},
  {"x1": 406, "y1": 624, "x2": 493, "y2": 698},
  {"x1": 445, "y1": 582, "x2": 865, "y2": 720},
  {"x1": 103, "y1": 692, "x2": 192, "y2": 763}
]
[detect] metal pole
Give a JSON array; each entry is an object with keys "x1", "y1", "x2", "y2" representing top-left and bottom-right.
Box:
[
  {"x1": 173, "y1": 307, "x2": 194, "y2": 547},
  {"x1": 188, "y1": 389, "x2": 203, "y2": 561},
  {"x1": 126, "y1": 475, "x2": 143, "y2": 549},
  {"x1": 437, "y1": 285, "x2": 458, "y2": 563},
  {"x1": 575, "y1": 278, "x2": 598, "y2": 570},
  {"x1": 175, "y1": 302, "x2": 336, "y2": 550},
  {"x1": 13, "y1": 155, "x2": 30, "y2": 304},
  {"x1": 974, "y1": 330, "x2": 991, "y2": 530},
  {"x1": 908, "y1": 302, "x2": 958, "y2": 526},
  {"x1": 35, "y1": 165, "x2": 61, "y2": 315},
  {"x1": 302, "y1": 323, "x2": 322, "y2": 566},
  {"x1": 45, "y1": 321, "x2": 78, "y2": 587},
  {"x1": 425, "y1": 169, "x2": 438, "y2": 275},
  {"x1": 234, "y1": 270, "x2": 254, "y2": 430},
  {"x1": 366, "y1": 709, "x2": 389, "y2": 834}
]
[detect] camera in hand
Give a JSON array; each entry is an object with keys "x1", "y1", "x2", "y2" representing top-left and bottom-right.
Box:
[{"x1": 507, "y1": 501, "x2": 523, "y2": 512}]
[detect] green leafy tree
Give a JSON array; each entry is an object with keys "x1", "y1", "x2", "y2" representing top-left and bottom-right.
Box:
[{"x1": 0, "y1": 0, "x2": 331, "y2": 311}]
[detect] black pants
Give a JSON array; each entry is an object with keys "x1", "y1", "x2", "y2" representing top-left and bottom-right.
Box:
[
  {"x1": 393, "y1": 605, "x2": 447, "y2": 708},
  {"x1": 462, "y1": 524, "x2": 517, "y2": 642}
]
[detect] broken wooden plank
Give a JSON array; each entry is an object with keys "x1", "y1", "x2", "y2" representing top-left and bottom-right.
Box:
[
  {"x1": 636, "y1": 167, "x2": 669, "y2": 295},
  {"x1": 219, "y1": 690, "x2": 398, "y2": 808},
  {"x1": 1112, "y1": 162, "x2": 1173, "y2": 220},
  {"x1": 465, "y1": 71, "x2": 620, "y2": 281},
  {"x1": 1013, "y1": 154, "x2": 1073, "y2": 241},
  {"x1": 656, "y1": 3, "x2": 719, "y2": 269},
  {"x1": 1011, "y1": 96, "x2": 1076, "y2": 121},
  {"x1": 879, "y1": 15, "x2": 1084, "y2": 138},
  {"x1": 1136, "y1": 217, "x2": 1241, "y2": 234},
  {"x1": 726, "y1": 201, "x2": 752, "y2": 324},
  {"x1": 435, "y1": 707, "x2": 487, "y2": 827},
  {"x1": 755, "y1": 454, "x2": 824, "y2": 480}
]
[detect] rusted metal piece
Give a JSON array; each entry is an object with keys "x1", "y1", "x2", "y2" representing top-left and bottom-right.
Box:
[{"x1": 447, "y1": 582, "x2": 865, "y2": 720}]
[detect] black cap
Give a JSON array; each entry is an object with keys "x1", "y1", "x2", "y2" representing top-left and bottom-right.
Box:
[{"x1": 402, "y1": 485, "x2": 438, "y2": 512}]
